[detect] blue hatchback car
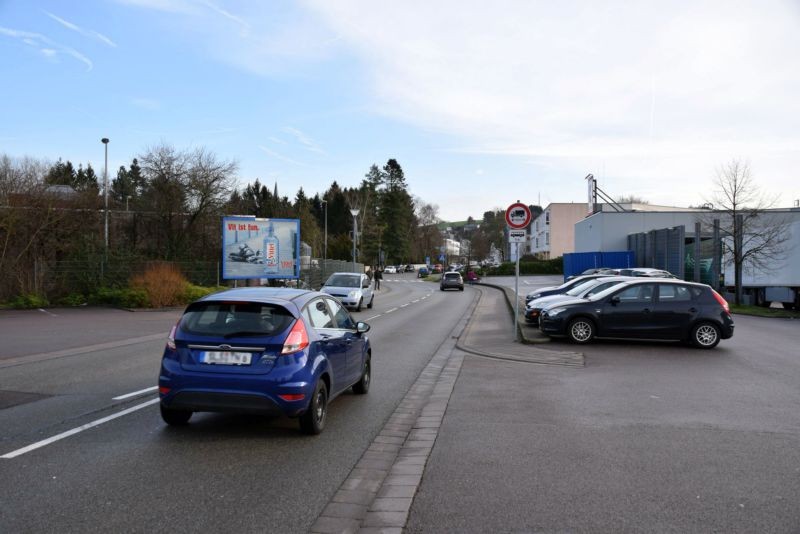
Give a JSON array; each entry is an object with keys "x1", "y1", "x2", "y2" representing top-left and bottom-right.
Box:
[{"x1": 158, "y1": 287, "x2": 372, "y2": 434}]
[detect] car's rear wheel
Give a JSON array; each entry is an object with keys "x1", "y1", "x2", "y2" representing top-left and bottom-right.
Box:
[
  {"x1": 352, "y1": 358, "x2": 371, "y2": 394},
  {"x1": 691, "y1": 322, "x2": 721, "y2": 348},
  {"x1": 567, "y1": 317, "x2": 595, "y2": 344},
  {"x1": 299, "y1": 380, "x2": 327, "y2": 435},
  {"x1": 160, "y1": 404, "x2": 192, "y2": 426}
]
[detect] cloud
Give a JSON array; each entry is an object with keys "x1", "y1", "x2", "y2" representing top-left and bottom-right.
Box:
[
  {"x1": 0, "y1": 26, "x2": 93, "y2": 70},
  {"x1": 257, "y1": 145, "x2": 307, "y2": 166},
  {"x1": 283, "y1": 126, "x2": 325, "y2": 154},
  {"x1": 43, "y1": 11, "x2": 117, "y2": 47},
  {"x1": 200, "y1": 0, "x2": 250, "y2": 35},
  {"x1": 303, "y1": 0, "x2": 800, "y2": 207}
]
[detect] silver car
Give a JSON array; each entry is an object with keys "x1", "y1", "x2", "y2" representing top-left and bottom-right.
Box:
[{"x1": 320, "y1": 272, "x2": 374, "y2": 311}]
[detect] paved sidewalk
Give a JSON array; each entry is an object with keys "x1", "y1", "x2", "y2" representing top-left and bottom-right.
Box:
[{"x1": 310, "y1": 283, "x2": 586, "y2": 533}]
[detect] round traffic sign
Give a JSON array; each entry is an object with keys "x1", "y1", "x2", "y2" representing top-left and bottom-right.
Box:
[{"x1": 505, "y1": 202, "x2": 531, "y2": 229}]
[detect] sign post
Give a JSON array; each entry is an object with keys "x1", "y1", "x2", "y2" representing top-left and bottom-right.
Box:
[{"x1": 505, "y1": 202, "x2": 532, "y2": 340}]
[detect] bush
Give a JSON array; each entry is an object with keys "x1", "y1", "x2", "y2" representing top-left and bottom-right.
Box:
[
  {"x1": 130, "y1": 262, "x2": 188, "y2": 308},
  {"x1": 7, "y1": 293, "x2": 50, "y2": 309},
  {"x1": 56, "y1": 293, "x2": 87, "y2": 307},
  {"x1": 89, "y1": 287, "x2": 149, "y2": 308},
  {"x1": 486, "y1": 258, "x2": 563, "y2": 276},
  {"x1": 183, "y1": 284, "x2": 224, "y2": 302}
]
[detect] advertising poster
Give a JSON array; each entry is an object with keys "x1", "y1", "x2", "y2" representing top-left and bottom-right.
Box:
[{"x1": 222, "y1": 216, "x2": 300, "y2": 280}]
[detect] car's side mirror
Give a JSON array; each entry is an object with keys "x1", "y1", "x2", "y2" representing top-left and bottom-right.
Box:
[
  {"x1": 356, "y1": 322, "x2": 370, "y2": 334},
  {"x1": 610, "y1": 296, "x2": 621, "y2": 305}
]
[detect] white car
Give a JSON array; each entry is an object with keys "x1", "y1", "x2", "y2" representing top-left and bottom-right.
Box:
[
  {"x1": 383, "y1": 266, "x2": 397, "y2": 274},
  {"x1": 320, "y1": 272, "x2": 374, "y2": 311}
]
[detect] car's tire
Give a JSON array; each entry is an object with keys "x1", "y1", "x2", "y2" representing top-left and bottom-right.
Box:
[
  {"x1": 567, "y1": 317, "x2": 595, "y2": 344},
  {"x1": 356, "y1": 298, "x2": 362, "y2": 312},
  {"x1": 352, "y1": 357, "x2": 371, "y2": 395},
  {"x1": 367, "y1": 296, "x2": 374, "y2": 309},
  {"x1": 459, "y1": 287, "x2": 464, "y2": 291},
  {"x1": 299, "y1": 379, "x2": 328, "y2": 435},
  {"x1": 160, "y1": 404, "x2": 192, "y2": 426},
  {"x1": 782, "y1": 302, "x2": 795, "y2": 310},
  {"x1": 691, "y1": 322, "x2": 721, "y2": 349}
]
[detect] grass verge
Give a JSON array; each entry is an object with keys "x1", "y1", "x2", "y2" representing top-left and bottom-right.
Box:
[{"x1": 730, "y1": 304, "x2": 800, "y2": 318}]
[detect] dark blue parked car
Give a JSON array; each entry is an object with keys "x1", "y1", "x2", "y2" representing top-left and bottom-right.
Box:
[{"x1": 158, "y1": 287, "x2": 372, "y2": 435}]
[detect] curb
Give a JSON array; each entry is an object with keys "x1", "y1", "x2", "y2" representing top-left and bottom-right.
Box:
[{"x1": 475, "y1": 282, "x2": 551, "y2": 344}]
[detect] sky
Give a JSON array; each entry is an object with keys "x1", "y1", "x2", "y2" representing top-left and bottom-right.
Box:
[{"x1": 1, "y1": 0, "x2": 799, "y2": 221}]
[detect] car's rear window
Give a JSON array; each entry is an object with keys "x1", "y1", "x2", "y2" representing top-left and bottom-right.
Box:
[
  {"x1": 325, "y1": 274, "x2": 360, "y2": 287},
  {"x1": 180, "y1": 301, "x2": 294, "y2": 338},
  {"x1": 445, "y1": 273, "x2": 461, "y2": 280}
]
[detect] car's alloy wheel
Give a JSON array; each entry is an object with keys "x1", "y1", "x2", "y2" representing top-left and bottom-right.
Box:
[
  {"x1": 692, "y1": 322, "x2": 720, "y2": 349},
  {"x1": 353, "y1": 358, "x2": 371, "y2": 394},
  {"x1": 568, "y1": 318, "x2": 594, "y2": 344},
  {"x1": 160, "y1": 404, "x2": 192, "y2": 426},
  {"x1": 300, "y1": 380, "x2": 328, "y2": 435}
]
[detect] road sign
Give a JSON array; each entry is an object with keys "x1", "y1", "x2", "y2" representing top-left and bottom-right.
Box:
[
  {"x1": 505, "y1": 202, "x2": 531, "y2": 229},
  {"x1": 509, "y1": 229, "x2": 526, "y2": 243}
]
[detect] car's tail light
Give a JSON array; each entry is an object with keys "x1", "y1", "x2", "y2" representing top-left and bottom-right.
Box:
[
  {"x1": 166, "y1": 323, "x2": 178, "y2": 351},
  {"x1": 159, "y1": 386, "x2": 171, "y2": 395},
  {"x1": 278, "y1": 393, "x2": 305, "y2": 401},
  {"x1": 711, "y1": 289, "x2": 730, "y2": 313},
  {"x1": 281, "y1": 319, "x2": 309, "y2": 355}
]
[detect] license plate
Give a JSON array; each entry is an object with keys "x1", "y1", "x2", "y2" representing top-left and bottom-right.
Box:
[{"x1": 200, "y1": 351, "x2": 253, "y2": 365}]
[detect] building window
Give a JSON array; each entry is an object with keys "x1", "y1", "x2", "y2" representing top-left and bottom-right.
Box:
[
  {"x1": 545, "y1": 211, "x2": 550, "y2": 225},
  {"x1": 545, "y1": 232, "x2": 550, "y2": 245}
]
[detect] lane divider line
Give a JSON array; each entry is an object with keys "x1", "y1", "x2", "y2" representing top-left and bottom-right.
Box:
[
  {"x1": 112, "y1": 386, "x2": 159, "y2": 400},
  {"x1": 385, "y1": 307, "x2": 398, "y2": 314},
  {"x1": 365, "y1": 314, "x2": 382, "y2": 321},
  {"x1": 401, "y1": 303, "x2": 409, "y2": 307},
  {"x1": 2, "y1": 398, "x2": 160, "y2": 459}
]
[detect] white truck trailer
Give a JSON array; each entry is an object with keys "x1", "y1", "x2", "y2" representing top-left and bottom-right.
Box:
[{"x1": 723, "y1": 211, "x2": 800, "y2": 309}]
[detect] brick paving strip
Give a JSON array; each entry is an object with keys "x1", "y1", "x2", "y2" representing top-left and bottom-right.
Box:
[{"x1": 309, "y1": 291, "x2": 476, "y2": 534}]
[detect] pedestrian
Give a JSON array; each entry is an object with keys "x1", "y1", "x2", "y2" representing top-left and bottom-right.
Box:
[{"x1": 374, "y1": 266, "x2": 382, "y2": 290}]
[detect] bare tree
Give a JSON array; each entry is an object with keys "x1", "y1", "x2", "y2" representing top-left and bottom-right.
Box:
[{"x1": 704, "y1": 159, "x2": 790, "y2": 305}]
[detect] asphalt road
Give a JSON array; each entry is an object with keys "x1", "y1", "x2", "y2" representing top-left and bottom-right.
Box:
[
  {"x1": 0, "y1": 272, "x2": 475, "y2": 533},
  {"x1": 407, "y1": 312, "x2": 800, "y2": 533}
]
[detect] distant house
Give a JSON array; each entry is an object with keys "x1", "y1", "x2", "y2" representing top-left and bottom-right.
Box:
[{"x1": 530, "y1": 203, "x2": 587, "y2": 259}]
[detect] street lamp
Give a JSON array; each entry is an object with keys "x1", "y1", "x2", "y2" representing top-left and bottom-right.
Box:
[
  {"x1": 350, "y1": 208, "x2": 360, "y2": 272},
  {"x1": 101, "y1": 137, "x2": 109, "y2": 256},
  {"x1": 321, "y1": 199, "x2": 328, "y2": 263}
]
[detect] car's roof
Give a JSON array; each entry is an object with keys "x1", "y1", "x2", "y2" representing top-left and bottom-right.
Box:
[
  {"x1": 614, "y1": 278, "x2": 707, "y2": 288},
  {"x1": 198, "y1": 287, "x2": 313, "y2": 304},
  {"x1": 328, "y1": 272, "x2": 361, "y2": 276}
]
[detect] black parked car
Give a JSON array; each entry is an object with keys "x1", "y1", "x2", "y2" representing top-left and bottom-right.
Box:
[{"x1": 539, "y1": 279, "x2": 734, "y2": 349}]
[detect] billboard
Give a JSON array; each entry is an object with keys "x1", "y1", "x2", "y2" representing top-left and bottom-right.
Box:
[{"x1": 222, "y1": 216, "x2": 300, "y2": 280}]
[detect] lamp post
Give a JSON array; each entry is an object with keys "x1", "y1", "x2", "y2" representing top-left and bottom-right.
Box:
[
  {"x1": 321, "y1": 199, "x2": 328, "y2": 280},
  {"x1": 350, "y1": 208, "x2": 360, "y2": 272},
  {"x1": 101, "y1": 137, "x2": 109, "y2": 257}
]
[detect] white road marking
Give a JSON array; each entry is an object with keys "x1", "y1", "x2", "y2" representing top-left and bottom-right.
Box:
[
  {"x1": 401, "y1": 303, "x2": 409, "y2": 307},
  {"x1": 1, "y1": 398, "x2": 160, "y2": 459},
  {"x1": 365, "y1": 314, "x2": 382, "y2": 321},
  {"x1": 412, "y1": 299, "x2": 420, "y2": 303},
  {"x1": 385, "y1": 307, "x2": 398, "y2": 314},
  {"x1": 38, "y1": 308, "x2": 58, "y2": 317},
  {"x1": 113, "y1": 386, "x2": 158, "y2": 400}
]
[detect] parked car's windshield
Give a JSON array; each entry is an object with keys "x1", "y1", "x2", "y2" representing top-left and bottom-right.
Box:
[
  {"x1": 180, "y1": 301, "x2": 294, "y2": 337},
  {"x1": 325, "y1": 274, "x2": 360, "y2": 288},
  {"x1": 565, "y1": 279, "x2": 601, "y2": 296}
]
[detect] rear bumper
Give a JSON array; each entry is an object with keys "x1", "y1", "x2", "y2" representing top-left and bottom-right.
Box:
[{"x1": 166, "y1": 391, "x2": 285, "y2": 416}]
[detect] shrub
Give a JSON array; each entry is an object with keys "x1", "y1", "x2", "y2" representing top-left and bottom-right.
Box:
[
  {"x1": 486, "y1": 258, "x2": 563, "y2": 276},
  {"x1": 8, "y1": 293, "x2": 50, "y2": 309},
  {"x1": 130, "y1": 262, "x2": 188, "y2": 308},
  {"x1": 89, "y1": 287, "x2": 149, "y2": 308},
  {"x1": 56, "y1": 293, "x2": 87, "y2": 307},
  {"x1": 183, "y1": 284, "x2": 224, "y2": 302}
]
